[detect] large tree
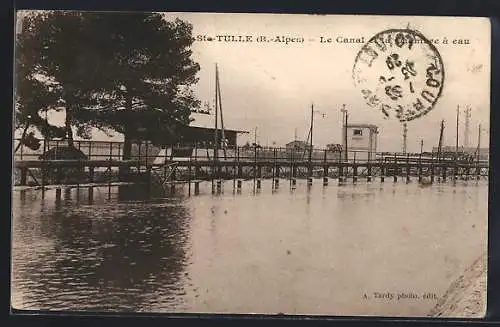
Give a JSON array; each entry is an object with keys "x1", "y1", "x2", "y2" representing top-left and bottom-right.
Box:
[
  {"x1": 77, "y1": 12, "x2": 201, "y2": 159},
  {"x1": 15, "y1": 12, "x2": 67, "y2": 152},
  {"x1": 15, "y1": 11, "x2": 201, "y2": 158}
]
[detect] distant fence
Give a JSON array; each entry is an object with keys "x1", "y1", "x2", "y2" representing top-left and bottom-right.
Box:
[
  {"x1": 14, "y1": 139, "x2": 161, "y2": 165},
  {"x1": 12, "y1": 139, "x2": 489, "y2": 166}
]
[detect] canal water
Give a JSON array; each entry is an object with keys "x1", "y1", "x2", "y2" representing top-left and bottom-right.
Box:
[{"x1": 11, "y1": 179, "x2": 488, "y2": 317}]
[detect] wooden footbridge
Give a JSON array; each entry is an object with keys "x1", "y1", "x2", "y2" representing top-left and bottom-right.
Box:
[{"x1": 14, "y1": 145, "x2": 489, "y2": 196}]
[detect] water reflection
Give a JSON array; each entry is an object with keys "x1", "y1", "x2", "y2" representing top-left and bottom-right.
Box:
[
  {"x1": 12, "y1": 180, "x2": 489, "y2": 316},
  {"x1": 12, "y1": 185, "x2": 192, "y2": 312}
]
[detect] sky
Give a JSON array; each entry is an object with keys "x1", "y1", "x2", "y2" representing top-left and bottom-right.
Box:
[{"x1": 15, "y1": 12, "x2": 491, "y2": 152}]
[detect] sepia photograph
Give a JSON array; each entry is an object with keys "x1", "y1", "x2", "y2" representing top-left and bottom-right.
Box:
[{"x1": 11, "y1": 11, "x2": 490, "y2": 318}]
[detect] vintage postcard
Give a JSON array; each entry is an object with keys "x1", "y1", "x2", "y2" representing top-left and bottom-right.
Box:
[{"x1": 12, "y1": 11, "x2": 489, "y2": 318}]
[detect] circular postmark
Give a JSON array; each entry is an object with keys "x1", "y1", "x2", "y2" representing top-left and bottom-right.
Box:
[{"x1": 352, "y1": 29, "x2": 445, "y2": 122}]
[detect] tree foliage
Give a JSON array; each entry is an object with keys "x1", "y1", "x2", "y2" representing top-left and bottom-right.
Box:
[{"x1": 15, "y1": 11, "x2": 201, "y2": 158}]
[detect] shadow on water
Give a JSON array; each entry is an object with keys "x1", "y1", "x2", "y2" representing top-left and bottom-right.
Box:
[{"x1": 12, "y1": 184, "x2": 193, "y2": 312}]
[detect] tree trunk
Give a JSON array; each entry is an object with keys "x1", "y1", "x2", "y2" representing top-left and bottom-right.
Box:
[
  {"x1": 120, "y1": 94, "x2": 133, "y2": 182},
  {"x1": 122, "y1": 94, "x2": 133, "y2": 160},
  {"x1": 65, "y1": 108, "x2": 74, "y2": 147},
  {"x1": 123, "y1": 123, "x2": 132, "y2": 160}
]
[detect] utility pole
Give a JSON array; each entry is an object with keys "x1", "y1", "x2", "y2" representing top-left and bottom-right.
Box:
[
  {"x1": 420, "y1": 139, "x2": 423, "y2": 154},
  {"x1": 477, "y1": 124, "x2": 481, "y2": 160},
  {"x1": 455, "y1": 105, "x2": 460, "y2": 160},
  {"x1": 437, "y1": 120, "x2": 445, "y2": 162},
  {"x1": 341, "y1": 104, "x2": 348, "y2": 162},
  {"x1": 464, "y1": 105, "x2": 471, "y2": 148},
  {"x1": 309, "y1": 103, "x2": 314, "y2": 167},
  {"x1": 214, "y1": 63, "x2": 219, "y2": 162},
  {"x1": 402, "y1": 122, "x2": 408, "y2": 154},
  {"x1": 216, "y1": 64, "x2": 226, "y2": 155}
]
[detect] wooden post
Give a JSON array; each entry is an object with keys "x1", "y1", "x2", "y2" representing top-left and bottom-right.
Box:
[
  {"x1": 393, "y1": 153, "x2": 398, "y2": 183},
  {"x1": 232, "y1": 167, "x2": 236, "y2": 192},
  {"x1": 137, "y1": 142, "x2": 142, "y2": 172},
  {"x1": 194, "y1": 181, "x2": 200, "y2": 195},
  {"x1": 344, "y1": 150, "x2": 349, "y2": 180},
  {"x1": 146, "y1": 166, "x2": 152, "y2": 195},
  {"x1": 272, "y1": 148, "x2": 276, "y2": 188},
  {"x1": 406, "y1": 153, "x2": 410, "y2": 183},
  {"x1": 55, "y1": 187, "x2": 62, "y2": 204},
  {"x1": 430, "y1": 152, "x2": 435, "y2": 183},
  {"x1": 476, "y1": 124, "x2": 481, "y2": 181},
  {"x1": 145, "y1": 141, "x2": 149, "y2": 167},
  {"x1": 20, "y1": 168, "x2": 27, "y2": 186},
  {"x1": 76, "y1": 185, "x2": 80, "y2": 203},
  {"x1": 188, "y1": 161, "x2": 192, "y2": 196},
  {"x1": 338, "y1": 154, "x2": 343, "y2": 183},
  {"x1": 367, "y1": 154, "x2": 372, "y2": 182},
  {"x1": 381, "y1": 158, "x2": 385, "y2": 183},
  {"x1": 171, "y1": 167, "x2": 177, "y2": 194},
  {"x1": 108, "y1": 159, "x2": 112, "y2": 196},
  {"x1": 351, "y1": 152, "x2": 356, "y2": 183},
  {"x1": 88, "y1": 163, "x2": 94, "y2": 203},
  {"x1": 253, "y1": 146, "x2": 257, "y2": 191},
  {"x1": 88, "y1": 186, "x2": 94, "y2": 205},
  {"x1": 41, "y1": 161, "x2": 46, "y2": 198},
  {"x1": 418, "y1": 153, "x2": 423, "y2": 183}
]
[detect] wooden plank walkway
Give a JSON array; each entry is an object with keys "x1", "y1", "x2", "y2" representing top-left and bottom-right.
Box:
[
  {"x1": 12, "y1": 157, "x2": 489, "y2": 188},
  {"x1": 13, "y1": 158, "x2": 489, "y2": 169}
]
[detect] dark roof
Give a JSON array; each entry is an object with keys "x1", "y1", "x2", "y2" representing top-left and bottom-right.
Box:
[
  {"x1": 346, "y1": 124, "x2": 378, "y2": 129},
  {"x1": 184, "y1": 125, "x2": 249, "y2": 134}
]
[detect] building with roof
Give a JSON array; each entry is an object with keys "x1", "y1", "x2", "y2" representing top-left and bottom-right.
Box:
[
  {"x1": 342, "y1": 123, "x2": 379, "y2": 161},
  {"x1": 285, "y1": 140, "x2": 311, "y2": 151}
]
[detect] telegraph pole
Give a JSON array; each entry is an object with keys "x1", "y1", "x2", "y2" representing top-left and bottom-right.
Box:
[
  {"x1": 437, "y1": 120, "x2": 445, "y2": 163},
  {"x1": 477, "y1": 124, "x2": 481, "y2": 159},
  {"x1": 464, "y1": 105, "x2": 471, "y2": 148},
  {"x1": 341, "y1": 104, "x2": 348, "y2": 162},
  {"x1": 309, "y1": 103, "x2": 314, "y2": 165},
  {"x1": 455, "y1": 105, "x2": 460, "y2": 159},
  {"x1": 214, "y1": 63, "x2": 219, "y2": 163}
]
